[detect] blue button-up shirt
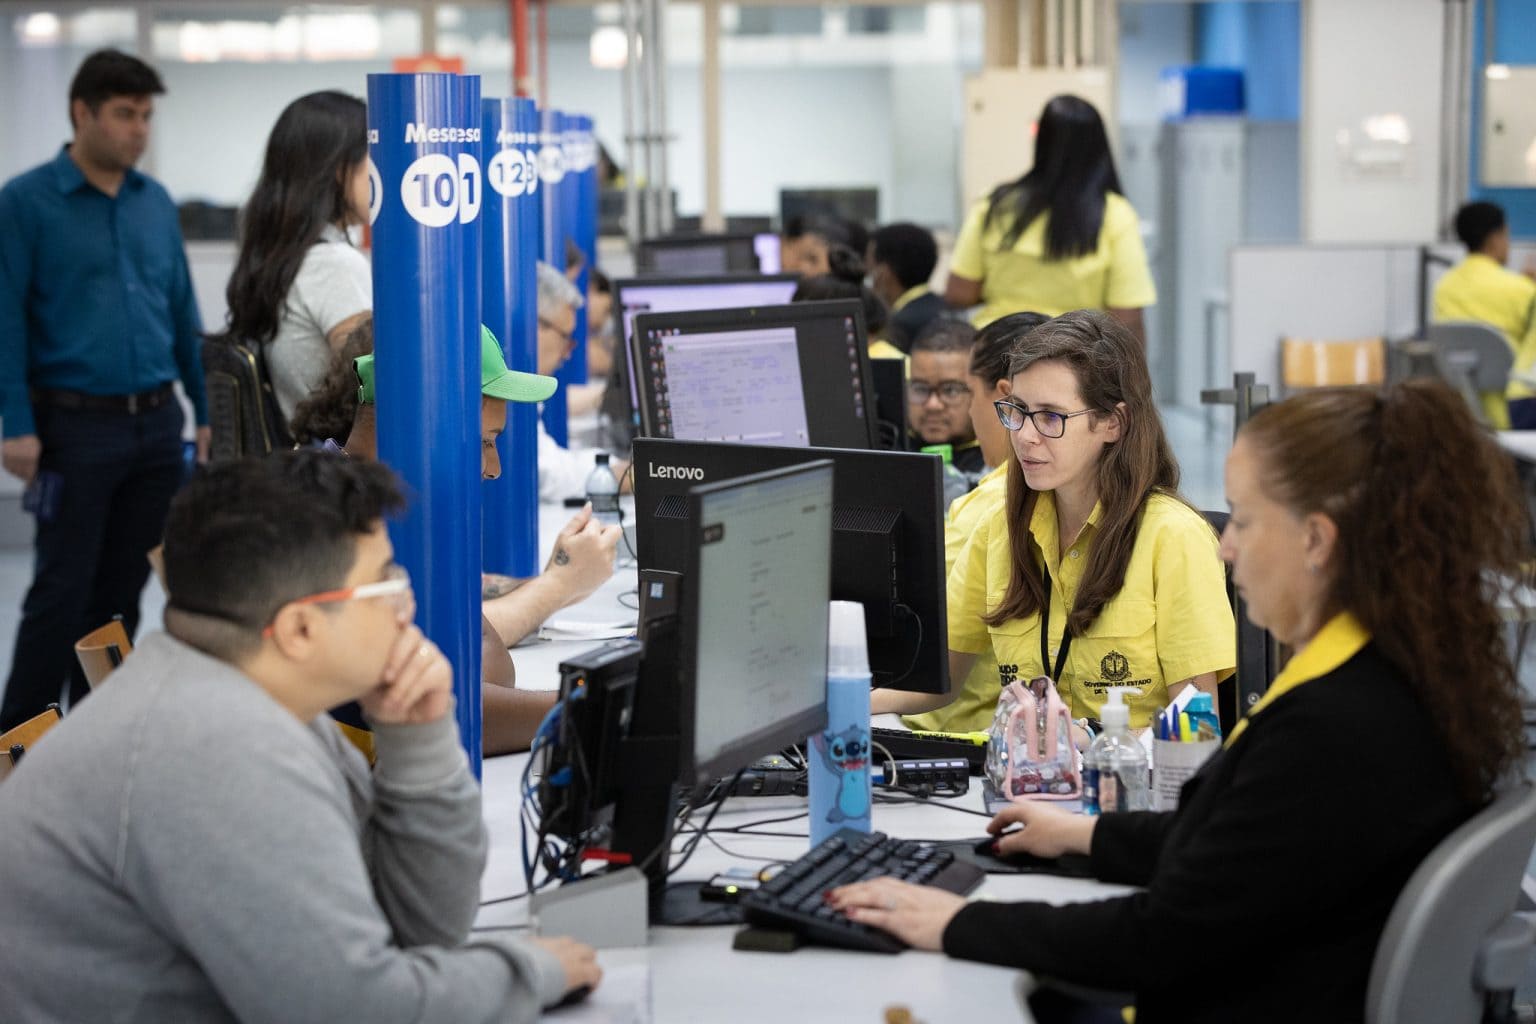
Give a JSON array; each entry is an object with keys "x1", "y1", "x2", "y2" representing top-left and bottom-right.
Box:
[{"x1": 0, "y1": 146, "x2": 208, "y2": 438}]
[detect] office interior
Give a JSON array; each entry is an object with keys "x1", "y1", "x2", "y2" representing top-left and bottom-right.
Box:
[{"x1": 4, "y1": 0, "x2": 1536, "y2": 1018}]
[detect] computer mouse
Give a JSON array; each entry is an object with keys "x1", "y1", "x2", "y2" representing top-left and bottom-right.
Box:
[
  {"x1": 970, "y1": 836, "x2": 1096, "y2": 878},
  {"x1": 552, "y1": 984, "x2": 593, "y2": 1009}
]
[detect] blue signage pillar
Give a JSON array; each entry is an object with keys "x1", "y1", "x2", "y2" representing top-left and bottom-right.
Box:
[
  {"x1": 367, "y1": 72, "x2": 484, "y2": 775},
  {"x1": 538, "y1": 107, "x2": 570, "y2": 447},
  {"x1": 482, "y1": 95, "x2": 541, "y2": 579},
  {"x1": 572, "y1": 115, "x2": 600, "y2": 388}
]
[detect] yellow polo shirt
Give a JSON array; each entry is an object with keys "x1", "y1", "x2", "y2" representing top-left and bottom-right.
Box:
[
  {"x1": 947, "y1": 491, "x2": 1234, "y2": 728},
  {"x1": 1432, "y1": 253, "x2": 1536, "y2": 410},
  {"x1": 905, "y1": 463, "x2": 1009, "y2": 733},
  {"x1": 950, "y1": 192, "x2": 1157, "y2": 328}
]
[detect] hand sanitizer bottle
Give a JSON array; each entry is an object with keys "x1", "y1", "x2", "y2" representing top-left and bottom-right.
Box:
[{"x1": 1081, "y1": 687, "x2": 1149, "y2": 814}]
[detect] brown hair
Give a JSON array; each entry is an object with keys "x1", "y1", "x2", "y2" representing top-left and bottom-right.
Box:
[
  {"x1": 289, "y1": 316, "x2": 374, "y2": 446},
  {"x1": 983, "y1": 310, "x2": 1187, "y2": 634},
  {"x1": 1241, "y1": 380, "x2": 1527, "y2": 803}
]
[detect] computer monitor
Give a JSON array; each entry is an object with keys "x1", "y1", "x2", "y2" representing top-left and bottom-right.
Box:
[
  {"x1": 869, "y1": 356, "x2": 910, "y2": 452},
  {"x1": 602, "y1": 274, "x2": 800, "y2": 450},
  {"x1": 779, "y1": 187, "x2": 879, "y2": 230},
  {"x1": 635, "y1": 233, "x2": 761, "y2": 276},
  {"x1": 682, "y1": 462, "x2": 834, "y2": 783},
  {"x1": 631, "y1": 300, "x2": 877, "y2": 450},
  {"x1": 632, "y1": 437, "x2": 949, "y2": 695},
  {"x1": 539, "y1": 461, "x2": 835, "y2": 920}
]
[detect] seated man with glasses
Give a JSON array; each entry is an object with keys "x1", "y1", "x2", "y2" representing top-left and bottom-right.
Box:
[
  {"x1": 536, "y1": 262, "x2": 632, "y2": 502},
  {"x1": 0, "y1": 450, "x2": 601, "y2": 1022},
  {"x1": 907, "y1": 320, "x2": 987, "y2": 474}
]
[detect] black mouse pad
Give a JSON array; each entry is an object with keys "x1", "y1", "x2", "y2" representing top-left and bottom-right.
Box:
[{"x1": 930, "y1": 838, "x2": 1097, "y2": 879}]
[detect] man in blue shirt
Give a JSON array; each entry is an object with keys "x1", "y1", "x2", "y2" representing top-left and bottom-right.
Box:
[{"x1": 0, "y1": 50, "x2": 209, "y2": 731}]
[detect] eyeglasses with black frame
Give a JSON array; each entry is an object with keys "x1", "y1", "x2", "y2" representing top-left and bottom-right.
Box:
[
  {"x1": 907, "y1": 380, "x2": 972, "y2": 406},
  {"x1": 993, "y1": 400, "x2": 1096, "y2": 438}
]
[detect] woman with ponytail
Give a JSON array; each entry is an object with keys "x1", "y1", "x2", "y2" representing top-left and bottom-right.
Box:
[{"x1": 836, "y1": 377, "x2": 1528, "y2": 1023}]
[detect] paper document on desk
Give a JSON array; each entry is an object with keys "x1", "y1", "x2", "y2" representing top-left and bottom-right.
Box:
[
  {"x1": 545, "y1": 962, "x2": 651, "y2": 1023},
  {"x1": 537, "y1": 617, "x2": 637, "y2": 642}
]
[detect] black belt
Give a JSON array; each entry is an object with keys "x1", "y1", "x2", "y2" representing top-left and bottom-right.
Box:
[{"x1": 32, "y1": 383, "x2": 176, "y2": 415}]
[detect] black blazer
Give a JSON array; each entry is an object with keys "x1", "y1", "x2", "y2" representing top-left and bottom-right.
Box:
[{"x1": 942, "y1": 643, "x2": 1472, "y2": 1024}]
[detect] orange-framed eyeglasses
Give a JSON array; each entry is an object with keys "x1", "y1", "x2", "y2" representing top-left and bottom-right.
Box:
[{"x1": 261, "y1": 564, "x2": 413, "y2": 637}]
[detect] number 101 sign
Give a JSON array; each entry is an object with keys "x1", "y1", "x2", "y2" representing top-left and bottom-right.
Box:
[{"x1": 400, "y1": 152, "x2": 483, "y2": 228}]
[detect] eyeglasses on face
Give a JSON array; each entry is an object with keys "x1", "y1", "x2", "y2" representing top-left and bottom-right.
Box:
[
  {"x1": 993, "y1": 400, "x2": 1095, "y2": 438},
  {"x1": 539, "y1": 317, "x2": 575, "y2": 346},
  {"x1": 262, "y1": 564, "x2": 413, "y2": 637},
  {"x1": 908, "y1": 380, "x2": 972, "y2": 406}
]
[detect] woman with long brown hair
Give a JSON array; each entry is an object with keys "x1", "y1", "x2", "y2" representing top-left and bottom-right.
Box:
[
  {"x1": 838, "y1": 378, "x2": 1528, "y2": 1022},
  {"x1": 873, "y1": 309, "x2": 1234, "y2": 727}
]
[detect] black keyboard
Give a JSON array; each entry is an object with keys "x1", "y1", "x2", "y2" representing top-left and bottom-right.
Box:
[
  {"x1": 740, "y1": 828, "x2": 986, "y2": 953},
  {"x1": 871, "y1": 727, "x2": 987, "y2": 774}
]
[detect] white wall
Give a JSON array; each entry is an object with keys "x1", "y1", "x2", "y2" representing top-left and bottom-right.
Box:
[{"x1": 1301, "y1": 0, "x2": 1443, "y2": 243}]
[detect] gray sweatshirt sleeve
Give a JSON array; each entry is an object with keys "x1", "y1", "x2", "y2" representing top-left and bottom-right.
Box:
[
  {"x1": 121, "y1": 716, "x2": 567, "y2": 1023},
  {"x1": 363, "y1": 713, "x2": 488, "y2": 947}
]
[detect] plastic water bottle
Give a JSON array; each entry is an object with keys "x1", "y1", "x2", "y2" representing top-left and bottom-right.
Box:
[
  {"x1": 585, "y1": 452, "x2": 622, "y2": 526},
  {"x1": 808, "y1": 601, "x2": 872, "y2": 847},
  {"x1": 921, "y1": 444, "x2": 970, "y2": 510},
  {"x1": 1081, "y1": 687, "x2": 1149, "y2": 815}
]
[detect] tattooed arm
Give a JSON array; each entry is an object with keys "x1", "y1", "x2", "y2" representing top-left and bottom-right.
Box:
[{"x1": 482, "y1": 504, "x2": 622, "y2": 647}]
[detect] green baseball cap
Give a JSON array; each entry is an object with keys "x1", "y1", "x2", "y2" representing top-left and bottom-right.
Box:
[{"x1": 355, "y1": 325, "x2": 558, "y2": 405}]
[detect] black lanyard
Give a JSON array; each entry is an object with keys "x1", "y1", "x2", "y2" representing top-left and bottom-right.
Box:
[{"x1": 1040, "y1": 564, "x2": 1072, "y2": 682}]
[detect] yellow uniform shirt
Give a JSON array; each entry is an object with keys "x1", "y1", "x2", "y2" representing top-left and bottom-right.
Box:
[
  {"x1": 949, "y1": 192, "x2": 1157, "y2": 328},
  {"x1": 947, "y1": 491, "x2": 1234, "y2": 728},
  {"x1": 868, "y1": 339, "x2": 907, "y2": 362},
  {"x1": 1432, "y1": 253, "x2": 1536, "y2": 410},
  {"x1": 905, "y1": 463, "x2": 1008, "y2": 733}
]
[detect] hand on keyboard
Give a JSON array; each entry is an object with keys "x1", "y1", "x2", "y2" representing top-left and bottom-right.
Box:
[
  {"x1": 825, "y1": 877, "x2": 969, "y2": 951},
  {"x1": 739, "y1": 829, "x2": 984, "y2": 953}
]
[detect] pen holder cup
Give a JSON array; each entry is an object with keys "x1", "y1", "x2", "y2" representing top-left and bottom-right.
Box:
[{"x1": 1151, "y1": 739, "x2": 1218, "y2": 811}]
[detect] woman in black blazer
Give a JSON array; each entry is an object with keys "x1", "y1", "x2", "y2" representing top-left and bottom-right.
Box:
[{"x1": 832, "y1": 379, "x2": 1529, "y2": 1024}]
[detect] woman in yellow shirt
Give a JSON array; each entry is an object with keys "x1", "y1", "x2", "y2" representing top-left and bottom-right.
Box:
[
  {"x1": 945, "y1": 96, "x2": 1156, "y2": 341},
  {"x1": 874, "y1": 310, "x2": 1233, "y2": 728},
  {"x1": 905, "y1": 310, "x2": 1047, "y2": 733}
]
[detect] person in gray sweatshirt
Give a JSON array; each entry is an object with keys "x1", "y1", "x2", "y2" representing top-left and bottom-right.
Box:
[{"x1": 0, "y1": 449, "x2": 601, "y2": 1022}]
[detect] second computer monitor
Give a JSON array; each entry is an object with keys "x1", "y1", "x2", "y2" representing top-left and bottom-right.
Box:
[{"x1": 631, "y1": 299, "x2": 877, "y2": 450}]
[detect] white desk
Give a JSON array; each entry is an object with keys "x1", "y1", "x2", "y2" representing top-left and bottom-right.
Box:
[{"x1": 478, "y1": 504, "x2": 1133, "y2": 1022}]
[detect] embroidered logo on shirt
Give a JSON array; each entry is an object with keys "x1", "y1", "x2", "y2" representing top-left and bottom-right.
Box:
[
  {"x1": 999, "y1": 663, "x2": 1020, "y2": 687},
  {"x1": 1100, "y1": 651, "x2": 1131, "y2": 682}
]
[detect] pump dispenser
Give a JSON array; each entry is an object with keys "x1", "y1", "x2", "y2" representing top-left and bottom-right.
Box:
[{"x1": 1081, "y1": 687, "x2": 1149, "y2": 814}]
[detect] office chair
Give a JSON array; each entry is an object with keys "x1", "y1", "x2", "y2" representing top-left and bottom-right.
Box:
[
  {"x1": 0, "y1": 704, "x2": 64, "y2": 782},
  {"x1": 1422, "y1": 322, "x2": 1515, "y2": 427},
  {"x1": 1367, "y1": 782, "x2": 1536, "y2": 1024},
  {"x1": 74, "y1": 616, "x2": 132, "y2": 690},
  {"x1": 1278, "y1": 336, "x2": 1386, "y2": 393}
]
